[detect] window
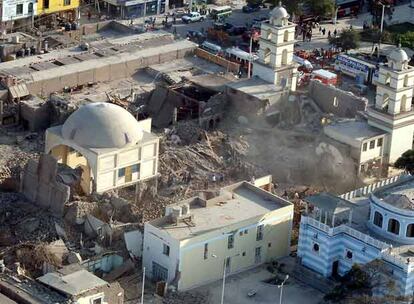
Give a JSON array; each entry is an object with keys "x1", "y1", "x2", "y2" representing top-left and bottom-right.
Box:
[
  {"x1": 92, "y1": 298, "x2": 102, "y2": 304},
  {"x1": 362, "y1": 143, "x2": 367, "y2": 152},
  {"x1": 283, "y1": 30, "x2": 289, "y2": 42},
  {"x1": 64, "y1": 0, "x2": 71, "y2": 5},
  {"x1": 404, "y1": 75, "x2": 409, "y2": 87},
  {"x1": 118, "y1": 168, "x2": 125, "y2": 178},
  {"x1": 131, "y1": 164, "x2": 140, "y2": 173},
  {"x1": 346, "y1": 250, "x2": 353, "y2": 260},
  {"x1": 239, "y1": 231, "x2": 243, "y2": 236},
  {"x1": 256, "y1": 225, "x2": 263, "y2": 241},
  {"x1": 407, "y1": 224, "x2": 414, "y2": 237},
  {"x1": 244, "y1": 229, "x2": 248, "y2": 234},
  {"x1": 385, "y1": 73, "x2": 391, "y2": 85},
  {"x1": 281, "y1": 49, "x2": 288, "y2": 65},
  {"x1": 228, "y1": 235, "x2": 234, "y2": 249},
  {"x1": 268, "y1": 242, "x2": 272, "y2": 248},
  {"x1": 16, "y1": 4, "x2": 23, "y2": 15},
  {"x1": 44, "y1": 0, "x2": 50, "y2": 8},
  {"x1": 313, "y1": 243, "x2": 319, "y2": 252},
  {"x1": 377, "y1": 138, "x2": 383, "y2": 147},
  {"x1": 373, "y1": 211, "x2": 383, "y2": 228},
  {"x1": 242, "y1": 251, "x2": 246, "y2": 256},
  {"x1": 28, "y1": 2, "x2": 33, "y2": 13},
  {"x1": 369, "y1": 140, "x2": 375, "y2": 149},
  {"x1": 163, "y1": 244, "x2": 170, "y2": 256},
  {"x1": 204, "y1": 243, "x2": 208, "y2": 259},
  {"x1": 388, "y1": 219, "x2": 400, "y2": 235}
]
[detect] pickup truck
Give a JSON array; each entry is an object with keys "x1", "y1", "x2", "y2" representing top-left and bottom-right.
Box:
[{"x1": 182, "y1": 12, "x2": 205, "y2": 23}]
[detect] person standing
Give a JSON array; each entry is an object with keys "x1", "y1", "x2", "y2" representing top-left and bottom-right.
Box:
[{"x1": 328, "y1": 30, "x2": 331, "y2": 38}]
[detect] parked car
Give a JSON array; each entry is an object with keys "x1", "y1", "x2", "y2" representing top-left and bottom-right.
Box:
[
  {"x1": 182, "y1": 12, "x2": 205, "y2": 23},
  {"x1": 227, "y1": 26, "x2": 247, "y2": 36},
  {"x1": 200, "y1": 41, "x2": 224, "y2": 55},
  {"x1": 186, "y1": 30, "x2": 206, "y2": 42},
  {"x1": 213, "y1": 22, "x2": 233, "y2": 31},
  {"x1": 242, "y1": 4, "x2": 260, "y2": 13},
  {"x1": 349, "y1": 83, "x2": 368, "y2": 96}
]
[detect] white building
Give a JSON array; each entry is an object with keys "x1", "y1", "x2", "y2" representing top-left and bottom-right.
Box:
[
  {"x1": 45, "y1": 102, "x2": 159, "y2": 194},
  {"x1": 1, "y1": 0, "x2": 36, "y2": 24},
  {"x1": 325, "y1": 47, "x2": 414, "y2": 176},
  {"x1": 253, "y1": 2, "x2": 298, "y2": 91},
  {"x1": 143, "y1": 178, "x2": 293, "y2": 291},
  {"x1": 298, "y1": 174, "x2": 414, "y2": 298}
]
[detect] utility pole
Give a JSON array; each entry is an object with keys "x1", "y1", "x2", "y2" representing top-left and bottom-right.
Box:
[
  {"x1": 278, "y1": 274, "x2": 289, "y2": 304},
  {"x1": 247, "y1": 34, "x2": 253, "y2": 78},
  {"x1": 220, "y1": 258, "x2": 226, "y2": 304},
  {"x1": 141, "y1": 267, "x2": 145, "y2": 304},
  {"x1": 378, "y1": 3, "x2": 389, "y2": 59}
]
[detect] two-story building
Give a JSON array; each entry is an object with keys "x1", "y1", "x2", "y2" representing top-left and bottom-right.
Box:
[
  {"x1": 1, "y1": 0, "x2": 37, "y2": 30},
  {"x1": 143, "y1": 178, "x2": 293, "y2": 290},
  {"x1": 298, "y1": 174, "x2": 414, "y2": 298},
  {"x1": 36, "y1": 0, "x2": 79, "y2": 21}
]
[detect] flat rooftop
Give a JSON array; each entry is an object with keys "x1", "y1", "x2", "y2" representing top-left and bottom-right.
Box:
[
  {"x1": 226, "y1": 77, "x2": 283, "y2": 100},
  {"x1": 149, "y1": 181, "x2": 292, "y2": 240},
  {"x1": 37, "y1": 269, "x2": 108, "y2": 296},
  {"x1": 324, "y1": 120, "x2": 385, "y2": 148},
  {"x1": 375, "y1": 178, "x2": 414, "y2": 211}
]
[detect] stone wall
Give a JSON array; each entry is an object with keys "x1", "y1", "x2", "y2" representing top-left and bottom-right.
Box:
[
  {"x1": 21, "y1": 154, "x2": 70, "y2": 217},
  {"x1": 308, "y1": 80, "x2": 367, "y2": 118}
]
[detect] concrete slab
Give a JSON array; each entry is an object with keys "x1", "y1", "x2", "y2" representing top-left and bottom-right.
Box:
[{"x1": 194, "y1": 264, "x2": 324, "y2": 304}]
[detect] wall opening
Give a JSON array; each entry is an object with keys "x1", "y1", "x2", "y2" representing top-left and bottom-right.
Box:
[
  {"x1": 283, "y1": 30, "x2": 289, "y2": 42},
  {"x1": 263, "y1": 48, "x2": 271, "y2": 64},
  {"x1": 385, "y1": 73, "x2": 391, "y2": 86},
  {"x1": 407, "y1": 224, "x2": 414, "y2": 237},
  {"x1": 404, "y1": 75, "x2": 409, "y2": 87},
  {"x1": 401, "y1": 94, "x2": 408, "y2": 112},
  {"x1": 281, "y1": 49, "x2": 288, "y2": 65},
  {"x1": 373, "y1": 211, "x2": 383, "y2": 228},
  {"x1": 388, "y1": 218, "x2": 400, "y2": 235}
]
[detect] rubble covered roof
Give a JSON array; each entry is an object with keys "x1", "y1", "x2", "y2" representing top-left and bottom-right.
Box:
[
  {"x1": 37, "y1": 269, "x2": 108, "y2": 296},
  {"x1": 226, "y1": 77, "x2": 284, "y2": 100}
]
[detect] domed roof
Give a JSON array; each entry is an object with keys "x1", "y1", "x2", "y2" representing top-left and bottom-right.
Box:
[
  {"x1": 62, "y1": 102, "x2": 143, "y2": 149},
  {"x1": 388, "y1": 48, "x2": 409, "y2": 63},
  {"x1": 270, "y1": 4, "x2": 289, "y2": 20}
]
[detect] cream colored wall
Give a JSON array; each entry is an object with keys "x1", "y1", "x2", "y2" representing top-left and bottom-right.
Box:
[
  {"x1": 76, "y1": 292, "x2": 105, "y2": 304},
  {"x1": 359, "y1": 137, "x2": 384, "y2": 163},
  {"x1": 95, "y1": 138, "x2": 159, "y2": 193},
  {"x1": 177, "y1": 205, "x2": 293, "y2": 290},
  {"x1": 50, "y1": 145, "x2": 67, "y2": 163}
]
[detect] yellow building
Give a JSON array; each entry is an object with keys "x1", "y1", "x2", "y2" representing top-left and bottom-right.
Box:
[
  {"x1": 143, "y1": 177, "x2": 294, "y2": 291},
  {"x1": 37, "y1": 0, "x2": 79, "y2": 19}
]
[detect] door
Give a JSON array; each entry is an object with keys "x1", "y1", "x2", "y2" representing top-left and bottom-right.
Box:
[
  {"x1": 152, "y1": 262, "x2": 168, "y2": 282},
  {"x1": 255, "y1": 247, "x2": 262, "y2": 264},
  {"x1": 332, "y1": 260, "x2": 339, "y2": 277},
  {"x1": 125, "y1": 165, "x2": 132, "y2": 183}
]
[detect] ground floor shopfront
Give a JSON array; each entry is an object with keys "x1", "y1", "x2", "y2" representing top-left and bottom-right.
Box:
[{"x1": 104, "y1": 0, "x2": 168, "y2": 18}]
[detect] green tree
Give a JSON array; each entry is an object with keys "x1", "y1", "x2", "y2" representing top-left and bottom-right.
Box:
[
  {"x1": 261, "y1": 0, "x2": 302, "y2": 15},
  {"x1": 395, "y1": 149, "x2": 414, "y2": 174},
  {"x1": 307, "y1": 0, "x2": 335, "y2": 18},
  {"x1": 329, "y1": 29, "x2": 360, "y2": 52},
  {"x1": 246, "y1": 0, "x2": 264, "y2": 7}
]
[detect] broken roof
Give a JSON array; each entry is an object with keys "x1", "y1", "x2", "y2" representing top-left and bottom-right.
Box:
[
  {"x1": 304, "y1": 192, "x2": 354, "y2": 213},
  {"x1": 37, "y1": 269, "x2": 108, "y2": 296},
  {"x1": 226, "y1": 77, "x2": 283, "y2": 100}
]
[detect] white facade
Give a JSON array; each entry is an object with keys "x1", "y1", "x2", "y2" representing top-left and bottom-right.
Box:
[
  {"x1": 1, "y1": 0, "x2": 36, "y2": 22},
  {"x1": 253, "y1": 3, "x2": 298, "y2": 91},
  {"x1": 45, "y1": 103, "x2": 159, "y2": 194},
  {"x1": 368, "y1": 47, "x2": 414, "y2": 164}
]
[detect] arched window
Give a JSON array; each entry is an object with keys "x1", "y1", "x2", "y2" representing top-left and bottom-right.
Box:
[
  {"x1": 382, "y1": 93, "x2": 390, "y2": 111},
  {"x1": 283, "y1": 30, "x2": 289, "y2": 42},
  {"x1": 267, "y1": 31, "x2": 272, "y2": 40},
  {"x1": 407, "y1": 224, "x2": 414, "y2": 237},
  {"x1": 263, "y1": 48, "x2": 271, "y2": 64},
  {"x1": 281, "y1": 49, "x2": 288, "y2": 65},
  {"x1": 28, "y1": 2, "x2": 33, "y2": 13},
  {"x1": 401, "y1": 95, "x2": 408, "y2": 112},
  {"x1": 385, "y1": 73, "x2": 391, "y2": 86},
  {"x1": 373, "y1": 211, "x2": 383, "y2": 228},
  {"x1": 404, "y1": 75, "x2": 409, "y2": 87},
  {"x1": 388, "y1": 218, "x2": 400, "y2": 235}
]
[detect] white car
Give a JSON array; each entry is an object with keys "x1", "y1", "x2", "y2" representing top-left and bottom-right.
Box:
[{"x1": 182, "y1": 12, "x2": 205, "y2": 23}]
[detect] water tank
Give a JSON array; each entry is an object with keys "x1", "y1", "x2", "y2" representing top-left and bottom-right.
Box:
[
  {"x1": 172, "y1": 206, "x2": 182, "y2": 218},
  {"x1": 181, "y1": 204, "x2": 190, "y2": 216}
]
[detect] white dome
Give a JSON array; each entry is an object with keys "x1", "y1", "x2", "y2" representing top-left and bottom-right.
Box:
[
  {"x1": 271, "y1": 5, "x2": 289, "y2": 20},
  {"x1": 62, "y1": 102, "x2": 143, "y2": 149},
  {"x1": 388, "y1": 48, "x2": 409, "y2": 63}
]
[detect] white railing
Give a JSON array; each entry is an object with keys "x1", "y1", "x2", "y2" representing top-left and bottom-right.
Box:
[
  {"x1": 339, "y1": 173, "x2": 411, "y2": 200},
  {"x1": 302, "y1": 216, "x2": 389, "y2": 250}
]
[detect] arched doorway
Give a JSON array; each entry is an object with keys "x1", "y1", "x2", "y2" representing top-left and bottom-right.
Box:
[{"x1": 49, "y1": 144, "x2": 93, "y2": 194}]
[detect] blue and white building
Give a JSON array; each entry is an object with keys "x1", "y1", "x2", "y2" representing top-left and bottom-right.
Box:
[{"x1": 298, "y1": 174, "x2": 414, "y2": 297}]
